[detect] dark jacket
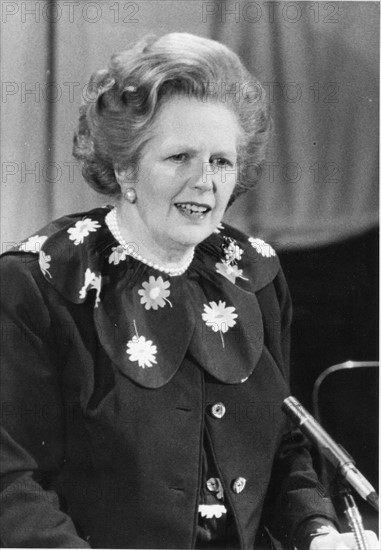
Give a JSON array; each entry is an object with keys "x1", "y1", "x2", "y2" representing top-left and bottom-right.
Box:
[{"x1": 0, "y1": 208, "x2": 336, "y2": 549}]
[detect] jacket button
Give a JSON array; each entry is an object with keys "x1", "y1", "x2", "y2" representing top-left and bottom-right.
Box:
[
  {"x1": 211, "y1": 402, "x2": 226, "y2": 419},
  {"x1": 206, "y1": 477, "x2": 219, "y2": 492},
  {"x1": 232, "y1": 477, "x2": 246, "y2": 494}
]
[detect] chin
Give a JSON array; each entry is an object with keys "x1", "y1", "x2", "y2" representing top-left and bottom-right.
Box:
[{"x1": 175, "y1": 225, "x2": 213, "y2": 248}]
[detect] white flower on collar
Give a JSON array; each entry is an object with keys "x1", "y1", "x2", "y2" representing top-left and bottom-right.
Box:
[
  {"x1": 19, "y1": 235, "x2": 48, "y2": 253},
  {"x1": 202, "y1": 300, "x2": 237, "y2": 348},
  {"x1": 248, "y1": 237, "x2": 276, "y2": 258},
  {"x1": 138, "y1": 276, "x2": 172, "y2": 310},
  {"x1": 67, "y1": 218, "x2": 101, "y2": 246},
  {"x1": 109, "y1": 245, "x2": 128, "y2": 265},
  {"x1": 79, "y1": 268, "x2": 102, "y2": 307},
  {"x1": 213, "y1": 222, "x2": 225, "y2": 234},
  {"x1": 215, "y1": 262, "x2": 248, "y2": 284},
  {"x1": 126, "y1": 335, "x2": 157, "y2": 368},
  {"x1": 39, "y1": 250, "x2": 52, "y2": 278}
]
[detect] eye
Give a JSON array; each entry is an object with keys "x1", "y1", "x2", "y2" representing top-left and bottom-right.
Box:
[
  {"x1": 212, "y1": 157, "x2": 234, "y2": 168},
  {"x1": 168, "y1": 153, "x2": 188, "y2": 163}
]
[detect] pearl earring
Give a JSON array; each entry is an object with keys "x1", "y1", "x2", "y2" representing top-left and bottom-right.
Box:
[{"x1": 124, "y1": 188, "x2": 137, "y2": 204}]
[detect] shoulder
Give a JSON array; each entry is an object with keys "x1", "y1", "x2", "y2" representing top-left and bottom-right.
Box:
[
  {"x1": 0, "y1": 206, "x2": 112, "y2": 306},
  {"x1": 0, "y1": 252, "x2": 53, "y2": 337},
  {"x1": 218, "y1": 223, "x2": 277, "y2": 260},
  {"x1": 1, "y1": 207, "x2": 111, "y2": 256},
  {"x1": 206, "y1": 222, "x2": 281, "y2": 293}
]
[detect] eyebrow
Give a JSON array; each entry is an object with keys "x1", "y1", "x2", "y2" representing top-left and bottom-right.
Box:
[
  {"x1": 211, "y1": 150, "x2": 237, "y2": 160},
  {"x1": 161, "y1": 142, "x2": 237, "y2": 159}
]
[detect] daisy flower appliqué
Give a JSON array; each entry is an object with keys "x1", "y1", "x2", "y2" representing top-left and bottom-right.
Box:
[
  {"x1": 198, "y1": 505, "x2": 227, "y2": 519},
  {"x1": 248, "y1": 237, "x2": 276, "y2": 258},
  {"x1": 109, "y1": 245, "x2": 128, "y2": 265},
  {"x1": 215, "y1": 262, "x2": 248, "y2": 284},
  {"x1": 213, "y1": 222, "x2": 224, "y2": 234},
  {"x1": 67, "y1": 218, "x2": 101, "y2": 246},
  {"x1": 127, "y1": 336, "x2": 158, "y2": 368},
  {"x1": 19, "y1": 235, "x2": 48, "y2": 253},
  {"x1": 126, "y1": 320, "x2": 158, "y2": 369},
  {"x1": 202, "y1": 300, "x2": 238, "y2": 347},
  {"x1": 39, "y1": 251, "x2": 52, "y2": 278},
  {"x1": 138, "y1": 276, "x2": 172, "y2": 310},
  {"x1": 79, "y1": 268, "x2": 102, "y2": 307}
]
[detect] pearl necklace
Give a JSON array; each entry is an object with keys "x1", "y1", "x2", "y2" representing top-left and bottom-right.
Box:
[{"x1": 105, "y1": 208, "x2": 195, "y2": 277}]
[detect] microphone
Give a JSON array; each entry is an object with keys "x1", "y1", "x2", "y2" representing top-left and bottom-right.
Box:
[{"x1": 282, "y1": 396, "x2": 379, "y2": 511}]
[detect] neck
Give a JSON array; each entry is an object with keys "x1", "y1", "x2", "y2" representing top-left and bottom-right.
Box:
[{"x1": 113, "y1": 205, "x2": 194, "y2": 271}]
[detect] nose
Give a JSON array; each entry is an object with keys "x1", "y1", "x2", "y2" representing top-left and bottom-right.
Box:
[{"x1": 190, "y1": 160, "x2": 217, "y2": 193}]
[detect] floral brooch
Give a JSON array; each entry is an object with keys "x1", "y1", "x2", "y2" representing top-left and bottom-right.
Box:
[{"x1": 216, "y1": 236, "x2": 248, "y2": 284}]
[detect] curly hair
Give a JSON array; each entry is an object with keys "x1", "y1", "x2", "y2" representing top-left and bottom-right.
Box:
[{"x1": 72, "y1": 32, "x2": 270, "y2": 204}]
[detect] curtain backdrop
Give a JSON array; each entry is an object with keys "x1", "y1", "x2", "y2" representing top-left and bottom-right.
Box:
[
  {"x1": 213, "y1": 1, "x2": 379, "y2": 247},
  {"x1": 1, "y1": 1, "x2": 379, "y2": 248}
]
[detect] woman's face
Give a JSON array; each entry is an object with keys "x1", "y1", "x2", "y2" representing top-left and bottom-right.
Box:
[{"x1": 121, "y1": 95, "x2": 241, "y2": 256}]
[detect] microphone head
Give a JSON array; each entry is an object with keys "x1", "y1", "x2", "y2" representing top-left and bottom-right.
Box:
[{"x1": 282, "y1": 396, "x2": 310, "y2": 425}]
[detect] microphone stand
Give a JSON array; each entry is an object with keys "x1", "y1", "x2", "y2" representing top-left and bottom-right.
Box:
[
  {"x1": 338, "y1": 485, "x2": 370, "y2": 549},
  {"x1": 282, "y1": 396, "x2": 378, "y2": 549}
]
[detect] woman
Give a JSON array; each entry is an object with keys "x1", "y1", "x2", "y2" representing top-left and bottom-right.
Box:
[{"x1": 0, "y1": 33, "x2": 376, "y2": 549}]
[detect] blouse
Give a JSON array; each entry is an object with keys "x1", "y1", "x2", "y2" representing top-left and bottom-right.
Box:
[{"x1": 0, "y1": 206, "x2": 337, "y2": 549}]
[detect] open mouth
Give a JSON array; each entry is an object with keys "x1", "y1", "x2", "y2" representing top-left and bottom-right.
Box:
[{"x1": 175, "y1": 202, "x2": 212, "y2": 216}]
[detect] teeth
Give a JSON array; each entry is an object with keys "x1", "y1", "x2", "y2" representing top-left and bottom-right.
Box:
[{"x1": 176, "y1": 203, "x2": 209, "y2": 214}]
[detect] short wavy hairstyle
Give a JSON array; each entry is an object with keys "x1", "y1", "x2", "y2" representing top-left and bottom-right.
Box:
[{"x1": 73, "y1": 32, "x2": 270, "y2": 205}]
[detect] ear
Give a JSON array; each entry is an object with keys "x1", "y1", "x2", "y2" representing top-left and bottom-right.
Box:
[
  {"x1": 114, "y1": 165, "x2": 139, "y2": 188},
  {"x1": 114, "y1": 168, "x2": 128, "y2": 185}
]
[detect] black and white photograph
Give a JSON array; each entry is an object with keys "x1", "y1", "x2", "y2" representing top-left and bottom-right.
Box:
[{"x1": 0, "y1": 1, "x2": 379, "y2": 548}]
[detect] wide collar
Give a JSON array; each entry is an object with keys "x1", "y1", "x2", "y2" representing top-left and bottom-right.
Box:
[{"x1": 14, "y1": 207, "x2": 280, "y2": 389}]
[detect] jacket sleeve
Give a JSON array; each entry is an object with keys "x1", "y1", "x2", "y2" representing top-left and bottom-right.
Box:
[
  {"x1": 0, "y1": 254, "x2": 90, "y2": 548},
  {"x1": 262, "y1": 267, "x2": 338, "y2": 548}
]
